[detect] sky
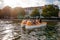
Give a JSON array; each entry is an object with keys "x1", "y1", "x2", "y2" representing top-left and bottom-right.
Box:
[
  {"x1": 0, "y1": 0, "x2": 60, "y2": 8},
  {"x1": 3, "y1": 0, "x2": 46, "y2": 8}
]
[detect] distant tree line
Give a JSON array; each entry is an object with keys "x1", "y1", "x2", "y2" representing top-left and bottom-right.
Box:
[
  {"x1": 41, "y1": 5, "x2": 59, "y2": 17},
  {"x1": 0, "y1": 6, "x2": 26, "y2": 19},
  {"x1": 0, "y1": 4, "x2": 59, "y2": 19}
]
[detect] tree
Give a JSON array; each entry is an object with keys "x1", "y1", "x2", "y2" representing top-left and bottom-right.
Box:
[
  {"x1": 12, "y1": 7, "x2": 26, "y2": 19},
  {"x1": 0, "y1": 9, "x2": 3, "y2": 19},
  {"x1": 41, "y1": 5, "x2": 59, "y2": 17},
  {"x1": 2, "y1": 6, "x2": 12, "y2": 19},
  {"x1": 30, "y1": 8, "x2": 40, "y2": 17}
]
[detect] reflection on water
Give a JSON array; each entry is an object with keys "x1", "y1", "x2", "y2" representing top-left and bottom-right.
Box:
[
  {"x1": 0, "y1": 20, "x2": 21, "y2": 40},
  {"x1": 0, "y1": 20, "x2": 60, "y2": 40}
]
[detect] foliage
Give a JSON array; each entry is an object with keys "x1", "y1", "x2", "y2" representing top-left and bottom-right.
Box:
[
  {"x1": 1, "y1": 6, "x2": 12, "y2": 19},
  {"x1": 30, "y1": 8, "x2": 40, "y2": 17},
  {"x1": 0, "y1": 9, "x2": 3, "y2": 18},
  {"x1": 16, "y1": 7, "x2": 26, "y2": 19},
  {"x1": 41, "y1": 5, "x2": 59, "y2": 17}
]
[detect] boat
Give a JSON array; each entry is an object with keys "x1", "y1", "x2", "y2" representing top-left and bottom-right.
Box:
[
  {"x1": 25, "y1": 22, "x2": 47, "y2": 30},
  {"x1": 21, "y1": 20, "x2": 47, "y2": 30}
]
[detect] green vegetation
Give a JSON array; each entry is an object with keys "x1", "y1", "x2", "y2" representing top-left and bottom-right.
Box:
[
  {"x1": 30, "y1": 8, "x2": 40, "y2": 17},
  {"x1": 17, "y1": 8, "x2": 26, "y2": 19},
  {"x1": 41, "y1": 5, "x2": 59, "y2": 17}
]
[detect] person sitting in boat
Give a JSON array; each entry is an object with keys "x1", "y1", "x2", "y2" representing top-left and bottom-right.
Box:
[
  {"x1": 39, "y1": 19, "x2": 42, "y2": 23},
  {"x1": 35, "y1": 19, "x2": 40, "y2": 25},
  {"x1": 26, "y1": 19, "x2": 32, "y2": 26},
  {"x1": 31, "y1": 19, "x2": 36, "y2": 25},
  {"x1": 21, "y1": 20, "x2": 27, "y2": 25}
]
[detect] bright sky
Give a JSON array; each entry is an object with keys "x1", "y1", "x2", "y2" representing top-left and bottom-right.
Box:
[
  {"x1": 0, "y1": 0, "x2": 60, "y2": 8},
  {"x1": 3, "y1": 0, "x2": 46, "y2": 8},
  {"x1": 53, "y1": 0, "x2": 60, "y2": 9}
]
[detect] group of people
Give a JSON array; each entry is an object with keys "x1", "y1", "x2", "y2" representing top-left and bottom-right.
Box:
[{"x1": 21, "y1": 19, "x2": 42, "y2": 26}]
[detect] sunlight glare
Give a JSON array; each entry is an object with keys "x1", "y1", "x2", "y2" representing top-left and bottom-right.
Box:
[
  {"x1": 4, "y1": 0, "x2": 20, "y2": 8},
  {"x1": 3, "y1": 0, "x2": 46, "y2": 8}
]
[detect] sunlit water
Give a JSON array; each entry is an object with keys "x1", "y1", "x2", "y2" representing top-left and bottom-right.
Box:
[
  {"x1": 0, "y1": 20, "x2": 21, "y2": 40},
  {"x1": 0, "y1": 20, "x2": 60, "y2": 40}
]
